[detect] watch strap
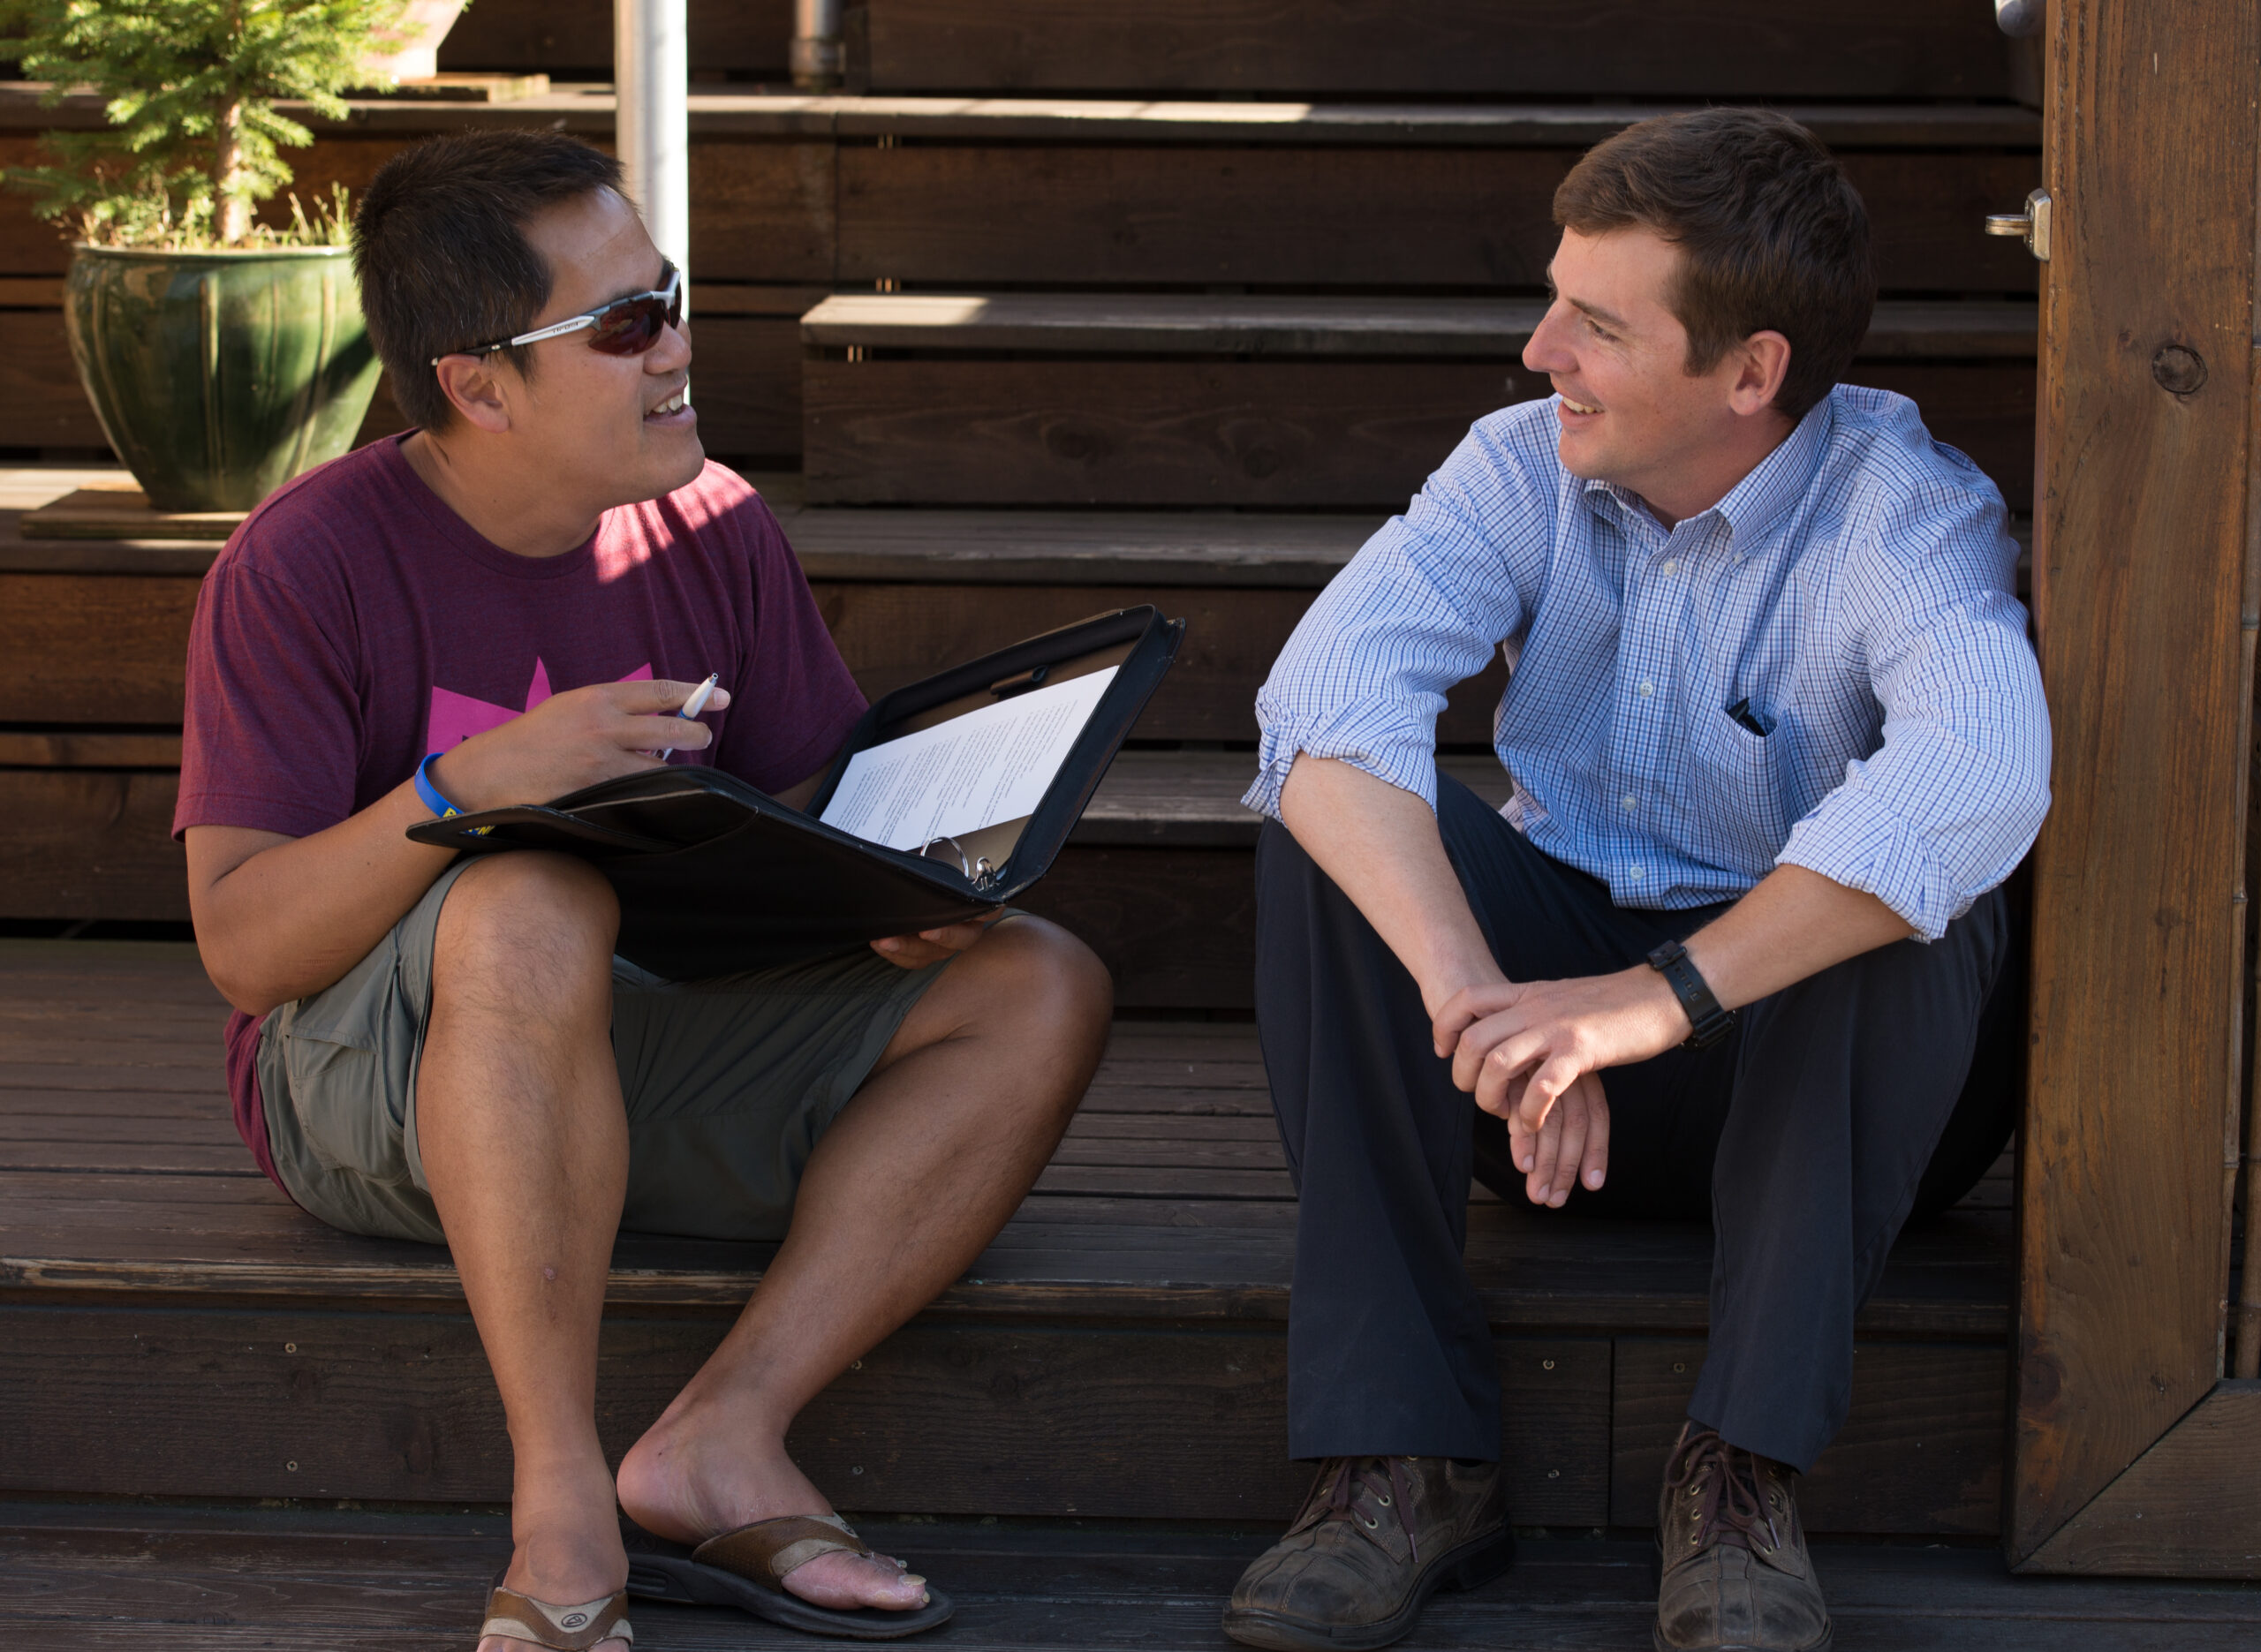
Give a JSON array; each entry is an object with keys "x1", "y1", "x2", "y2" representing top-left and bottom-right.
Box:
[{"x1": 1646, "y1": 938, "x2": 1736, "y2": 1051}]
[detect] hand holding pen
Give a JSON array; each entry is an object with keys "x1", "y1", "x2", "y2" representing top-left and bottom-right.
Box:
[
  {"x1": 646, "y1": 672, "x2": 722, "y2": 758},
  {"x1": 424, "y1": 676, "x2": 731, "y2": 815}
]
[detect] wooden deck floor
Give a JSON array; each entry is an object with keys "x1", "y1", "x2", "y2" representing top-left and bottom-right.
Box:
[{"x1": 6, "y1": 1501, "x2": 2258, "y2": 1650}]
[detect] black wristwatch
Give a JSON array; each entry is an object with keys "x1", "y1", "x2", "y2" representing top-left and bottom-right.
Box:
[{"x1": 1646, "y1": 938, "x2": 1736, "y2": 1050}]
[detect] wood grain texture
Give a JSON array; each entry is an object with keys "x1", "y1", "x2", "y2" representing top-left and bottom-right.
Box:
[
  {"x1": 0, "y1": 311, "x2": 109, "y2": 449},
  {"x1": 801, "y1": 294, "x2": 2038, "y2": 359},
  {"x1": 836, "y1": 147, "x2": 2040, "y2": 293},
  {"x1": 2011, "y1": 0, "x2": 2261, "y2": 1568},
  {"x1": 2018, "y1": 1381, "x2": 2261, "y2": 1575},
  {"x1": 808, "y1": 578, "x2": 1513, "y2": 745},
  {"x1": 15, "y1": 1508, "x2": 2243, "y2": 1651},
  {"x1": 861, "y1": 0, "x2": 2019, "y2": 99},
  {"x1": 0, "y1": 572, "x2": 197, "y2": 723},
  {"x1": 0, "y1": 771, "x2": 186, "y2": 919},
  {"x1": 805, "y1": 359, "x2": 2035, "y2": 510},
  {"x1": 0, "y1": 84, "x2": 2046, "y2": 149},
  {"x1": 1612, "y1": 1339, "x2": 2006, "y2": 1536},
  {"x1": 436, "y1": 0, "x2": 793, "y2": 76}
]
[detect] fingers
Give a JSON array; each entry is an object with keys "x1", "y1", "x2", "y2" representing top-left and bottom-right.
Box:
[
  {"x1": 1524, "y1": 1090, "x2": 1562, "y2": 1206},
  {"x1": 611, "y1": 677, "x2": 735, "y2": 716},
  {"x1": 1546, "y1": 1088, "x2": 1588, "y2": 1208},
  {"x1": 871, "y1": 935, "x2": 949, "y2": 968},
  {"x1": 1579, "y1": 1074, "x2": 1611, "y2": 1193},
  {"x1": 1516, "y1": 1052, "x2": 1583, "y2": 1137},
  {"x1": 1432, "y1": 980, "x2": 1522, "y2": 1059}
]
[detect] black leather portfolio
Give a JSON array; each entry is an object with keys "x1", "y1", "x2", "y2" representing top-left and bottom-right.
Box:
[{"x1": 406, "y1": 605, "x2": 1183, "y2": 979}]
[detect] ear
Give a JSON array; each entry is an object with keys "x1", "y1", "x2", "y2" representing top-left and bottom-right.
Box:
[
  {"x1": 430, "y1": 354, "x2": 518, "y2": 434},
  {"x1": 1727, "y1": 330, "x2": 1793, "y2": 419}
]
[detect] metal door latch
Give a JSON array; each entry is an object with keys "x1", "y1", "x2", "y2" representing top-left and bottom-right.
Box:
[{"x1": 1986, "y1": 189, "x2": 2052, "y2": 261}]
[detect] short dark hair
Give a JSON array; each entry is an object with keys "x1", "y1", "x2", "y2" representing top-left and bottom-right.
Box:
[
  {"x1": 1552, "y1": 109, "x2": 1874, "y2": 422},
  {"x1": 352, "y1": 130, "x2": 628, "y2": 432}
]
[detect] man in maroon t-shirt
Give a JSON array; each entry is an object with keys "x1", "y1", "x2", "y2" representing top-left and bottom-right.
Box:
[{"x1": 176, "y1": 132, "x2": 1110, "y2": 1651}]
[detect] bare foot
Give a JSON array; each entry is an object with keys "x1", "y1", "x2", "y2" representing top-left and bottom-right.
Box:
[
  {"x1": 480, "y1": 1460, "x2": 631, "y2": 1652},
  {"x1": 616, "y1": 1403, "x2": 930, "y2": 1612}
]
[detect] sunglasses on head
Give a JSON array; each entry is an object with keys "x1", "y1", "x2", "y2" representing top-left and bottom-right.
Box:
[{"x1": 432, "y1": 262, "x2": 684, "y2": 366}]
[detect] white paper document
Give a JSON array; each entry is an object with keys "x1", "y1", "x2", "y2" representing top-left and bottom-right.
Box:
[{"x1": 819, "y1": 668, "x2": 1119, "y2": 852}]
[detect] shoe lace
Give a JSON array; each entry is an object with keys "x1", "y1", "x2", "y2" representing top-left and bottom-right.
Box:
[
  {"x1": 1309, "y1": 1455, "x2": 1422, "y2": 1564},
  {"x1": 1663, "y1": 1428, "x2": 1781, "y2": 1552}
]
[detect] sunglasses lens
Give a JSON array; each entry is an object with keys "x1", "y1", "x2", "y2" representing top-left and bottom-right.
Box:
[{"x1": 586, "y1": 294, "x2": 669, "y2": 356}]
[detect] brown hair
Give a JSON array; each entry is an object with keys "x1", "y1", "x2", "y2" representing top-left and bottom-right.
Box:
[{"x1": 1553, "y1": 109, "x2": 1874, "y2": 422}]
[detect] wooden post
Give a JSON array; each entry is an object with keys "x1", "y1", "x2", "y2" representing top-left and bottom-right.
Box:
[{"x1": 2011, "y1": 0, "x2": 2261, "y2": 1574}]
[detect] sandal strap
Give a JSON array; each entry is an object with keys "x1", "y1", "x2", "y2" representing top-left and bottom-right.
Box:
[
  {"x1": 481, "y1": 1584, "x2": 632, "y2": 1649},
  {"x1": 692, "y1": 1512, "x2": 870, "y2": 1588}
]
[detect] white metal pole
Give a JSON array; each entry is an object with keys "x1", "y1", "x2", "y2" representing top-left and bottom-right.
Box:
[
  {"x1": 615, "y1": 0, "x2": 690, "y2": 282},
  {"x1": 791, "y1": 0, "x2": 843, "y2": 90}
]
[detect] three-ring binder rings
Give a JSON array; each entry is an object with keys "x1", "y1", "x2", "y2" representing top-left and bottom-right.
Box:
[{"x1": 406, "y1": 606, "x2": 1184, "y2": 980}]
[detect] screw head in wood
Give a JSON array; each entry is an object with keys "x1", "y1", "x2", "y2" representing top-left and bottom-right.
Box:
[{"x1": 2153, "y1": 344, "x2": 2208, "y2": 396}]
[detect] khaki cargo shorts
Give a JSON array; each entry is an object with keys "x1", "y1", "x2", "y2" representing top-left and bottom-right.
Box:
[{"x1": 256, "y1": 860, "x2": 954, "y2": 1245}]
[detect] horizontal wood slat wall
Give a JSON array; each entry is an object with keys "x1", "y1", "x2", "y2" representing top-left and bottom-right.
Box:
[
  {"x1": 805, "y1": 360, "x2": 2037, "y2": 510},
  {"x1": 859, "y1": 0, "x2": 2026, "y2": 99},
  {"x1": 0, "y1": 1301, "x2": 1996, "y2": 1532},
  {"x1": 438, "y1": 0, "x2": 792, "y2": 78},
  {"x1": 835, "y1": 147, "x2": 2042, "y2": 294}
]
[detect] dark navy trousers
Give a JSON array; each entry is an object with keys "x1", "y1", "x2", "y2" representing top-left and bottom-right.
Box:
[{"x1": 1254, "y1": 776, "x2": 2018, "y2": 1473}]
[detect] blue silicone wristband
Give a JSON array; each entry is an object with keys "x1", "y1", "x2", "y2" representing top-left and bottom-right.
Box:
[{"x1": 414, "y1": 751, "x2": 465, "y2": 819}]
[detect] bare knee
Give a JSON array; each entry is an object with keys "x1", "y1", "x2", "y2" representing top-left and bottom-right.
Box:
[
  {"x1": 961, "y1": 917, "x2": 1113, "y2": 1098},
  {"x1": 434, "y1": 853, "x2": 619, "y2": 1012}
]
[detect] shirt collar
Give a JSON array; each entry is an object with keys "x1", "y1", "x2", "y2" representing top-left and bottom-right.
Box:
[{"x1": 1579, "y1": 391, "x2": 1836, "y2": 547}]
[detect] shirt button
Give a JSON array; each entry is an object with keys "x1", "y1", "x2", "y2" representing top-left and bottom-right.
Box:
[
  {"x1": 1622, "y1": 794, "x2": 1639, "y2": 811},
  {"x1": 1659, "y1": 559, "x2": 1679, "y2": 576},
  {"x1": 1637, "y1": 680, "x2": 1654, "y2": 697},
  {"x1": 1627, "y1": 865, "x2": 1645, "y2": 880}
]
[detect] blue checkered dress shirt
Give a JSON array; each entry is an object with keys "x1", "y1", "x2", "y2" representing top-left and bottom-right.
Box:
[{"x1": 1244, "y1": 385, "x2": 2052, "y2": 941}]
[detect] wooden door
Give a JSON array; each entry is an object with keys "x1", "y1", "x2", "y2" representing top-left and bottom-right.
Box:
[{"x1": 2012, "y1": 0, "x2": 2261, "y2": 1574}]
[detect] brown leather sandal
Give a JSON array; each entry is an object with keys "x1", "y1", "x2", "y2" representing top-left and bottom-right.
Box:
[
  {"x1": 623, "y1": 1512, "x2": 955, "y2": 1640},
  {"x1": 480, "y1": 1578, "x2": 633, "y2": 1648}
]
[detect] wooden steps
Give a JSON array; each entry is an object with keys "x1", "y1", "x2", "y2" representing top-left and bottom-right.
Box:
[
  {"x1": 0, "y1": 84, "x2": 2036, "y2": 466},
  {"x1": 3, "y1": 1509, "x2": 2244, "y2": 1652},
  {"x1": 9, "y1": 1502, "x2": 2260, "y2": 1651},
  {"x1": 3, "y1": 941, "x2": 2012, "y2": 1534},
  {"x1": 430, "y1": 0, "x2": 2034, "y2": 102},
  {"x1": 0, "y1": 466, "x2": 1523, "y2": 995},
  {"x1": 799, "y1": 293, "x2": 2037, "y2": 509}
]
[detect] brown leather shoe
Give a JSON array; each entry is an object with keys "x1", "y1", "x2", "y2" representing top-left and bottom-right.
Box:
[
  {"x1": 1223, "y1": 1455, "x2": 1513, "y2": 1650},
  {"x1": 1654, "y1": 1425, "x2": 1831, "y2": 1652}
]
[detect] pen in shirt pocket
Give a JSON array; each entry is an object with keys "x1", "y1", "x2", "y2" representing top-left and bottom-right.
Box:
[{"x1": 1725, "y1": 697, "x2": 1774, "y2": 737}]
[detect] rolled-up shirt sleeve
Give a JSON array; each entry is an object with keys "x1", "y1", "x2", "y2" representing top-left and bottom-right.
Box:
[
  {"x1": 1244, "y1": 416, "x2": 1549, "y2": 819},
  {"x1": 1776, "y1": 500, "x2": 2051, "y2": 940}
]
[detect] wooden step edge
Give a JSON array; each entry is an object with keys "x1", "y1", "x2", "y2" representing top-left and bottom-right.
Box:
[
  {"x1": 801, "y1": 294, "x2": 2038, "y2": 358},
  {"x1": 0, "y1": 1254, "x2": 2008, "y2": 1337},
  {"x1": 0, "y1": 731, "x2": 183, "y2": 768},
  {"x1": 0, "y1": 83, "x2": 2042, "y2": 148},
  {"x1": 0, "y1": 743, "x2": 1499, "y2": 853}
]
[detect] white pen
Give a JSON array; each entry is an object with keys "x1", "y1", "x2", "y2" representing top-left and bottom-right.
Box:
[
  {"x1": 678, "y1": 672, "x2": 721, "y2": 721},
  {"x1": 647, "y1": 673, "x2": 721, "y2": 758}
]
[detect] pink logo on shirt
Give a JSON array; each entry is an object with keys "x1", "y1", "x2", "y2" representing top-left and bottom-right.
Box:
[{"x1": 425, "y1": 657, "x2": 654, "y2": 752}]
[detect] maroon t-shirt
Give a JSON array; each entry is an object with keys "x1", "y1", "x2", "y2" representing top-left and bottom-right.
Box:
[{"x1": 175, "y1": 436, "x2": 867, "y2": 1189}]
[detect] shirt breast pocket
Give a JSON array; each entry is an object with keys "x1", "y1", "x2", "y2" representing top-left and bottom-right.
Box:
[{"x1": 1692, "y1": 707, "x2": 1792, "y2": 849}]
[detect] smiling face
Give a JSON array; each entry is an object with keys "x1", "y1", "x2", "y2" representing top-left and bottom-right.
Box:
[
  {"x1": 497, "y1": 186, "x2": 703, "y2": 510},
  {"x1": 1520, "y1": 224, "x2": 1793, "y2": 525}
]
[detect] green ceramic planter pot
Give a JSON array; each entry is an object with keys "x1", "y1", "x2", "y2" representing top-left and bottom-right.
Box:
[{"x1": 64, "y1": 244, "x2": 383, "y2": 513}]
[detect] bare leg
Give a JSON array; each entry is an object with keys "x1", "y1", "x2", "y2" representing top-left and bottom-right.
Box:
[
  {"x1": 616, "y1": 914, "x2": 1111, "y2": 1610},
  {"x1": 415, "y1": 853, "x2": 634, "y2": 1652}
]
